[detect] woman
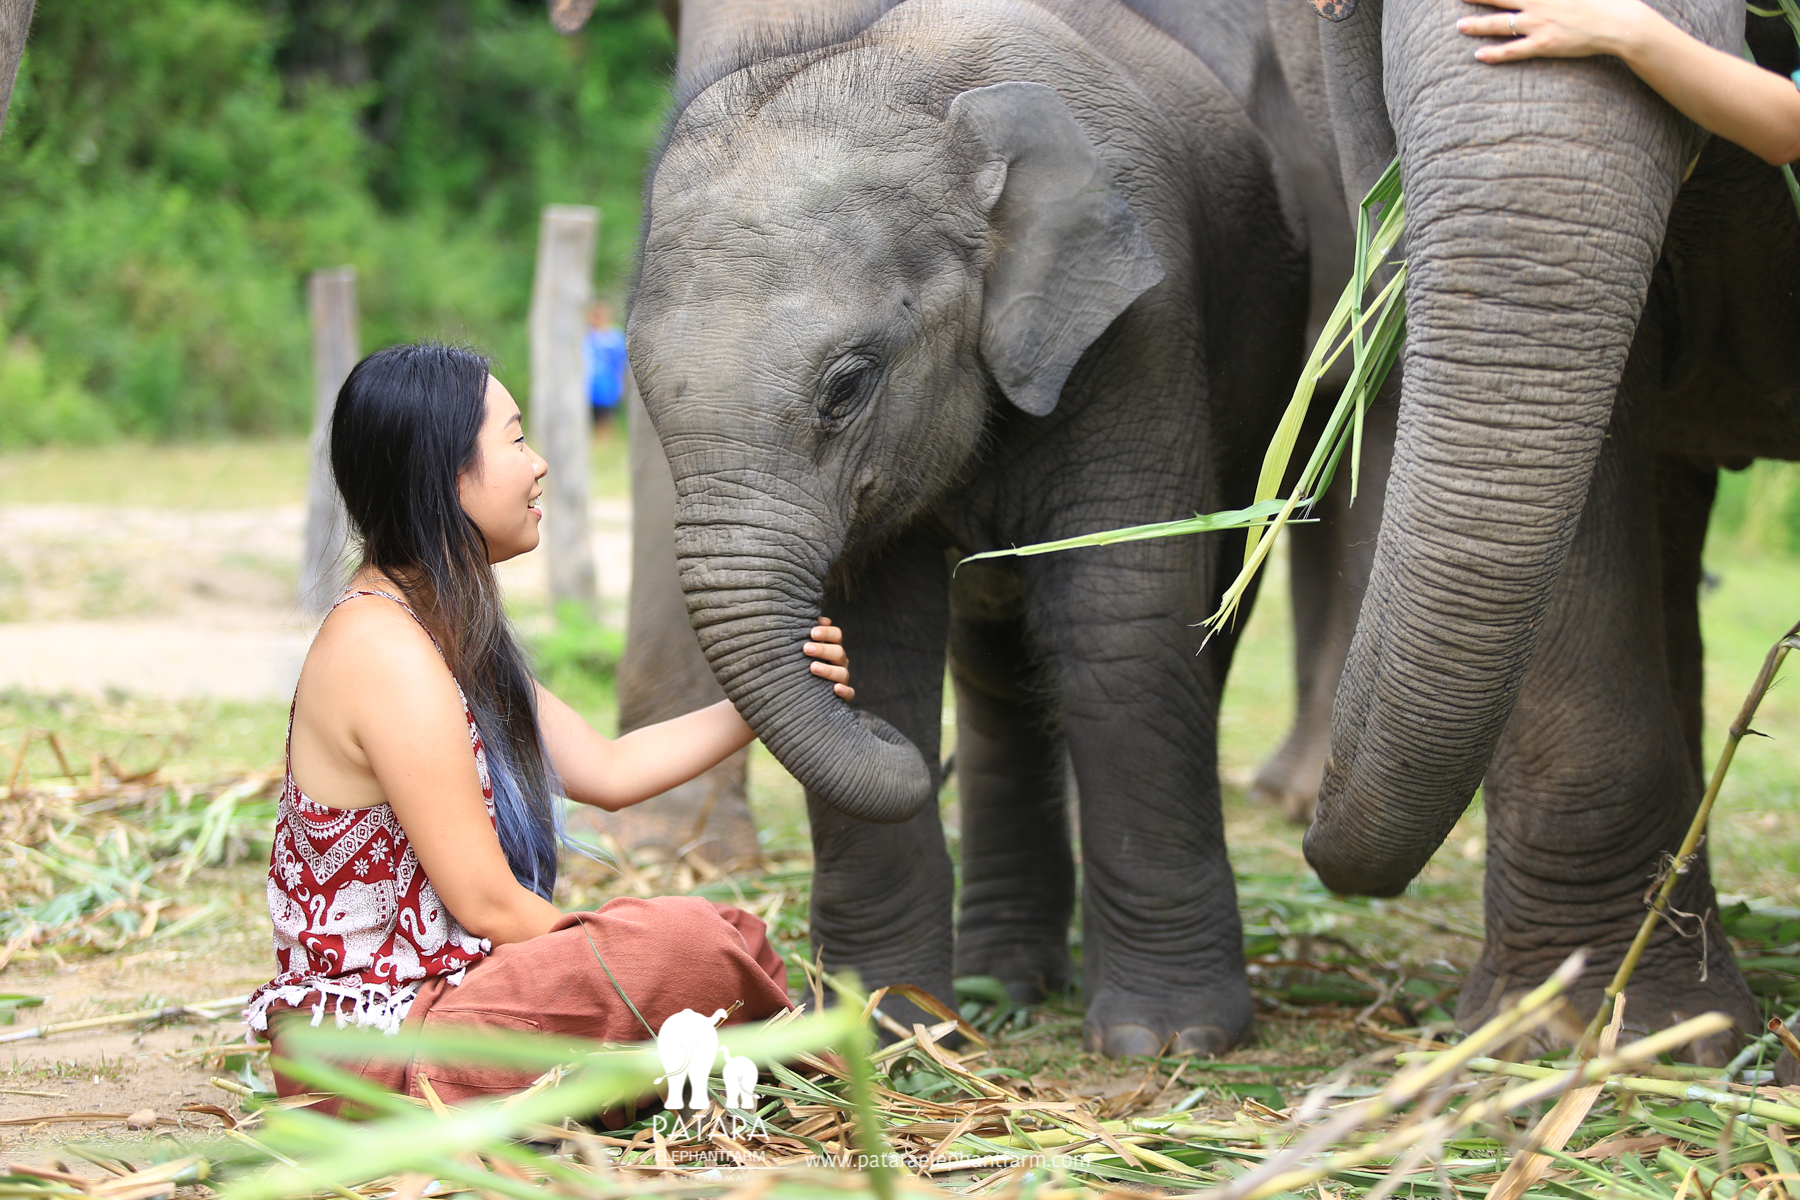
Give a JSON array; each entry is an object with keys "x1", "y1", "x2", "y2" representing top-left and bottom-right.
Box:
[
  {"x1": 245, "y1": 342, "x2": 853, "y2": 1107},
  {"x1": 1461, "y1": 0, "x2": 1800, "y2": 167}
]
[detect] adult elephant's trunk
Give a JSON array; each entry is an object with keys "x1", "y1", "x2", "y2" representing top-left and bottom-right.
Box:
[
  {"x1": 669, "y1": 456, "x2": 935, "y2": 825},
  {"x1": 1304, "y1": 0, "x2": 1731, "y2": 895}
]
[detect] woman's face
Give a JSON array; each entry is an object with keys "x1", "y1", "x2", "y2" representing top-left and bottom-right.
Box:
[{"x1": 458, "y1": 375, "x2": 548, "y2": 564}]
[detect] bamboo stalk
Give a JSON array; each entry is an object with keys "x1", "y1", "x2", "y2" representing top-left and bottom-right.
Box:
[
  {"x1": 1580, "y1": 620, "x2": 1800, "y2": 1052},
  {"x1": 1485, "y1": 996, "x2": 1625, "y2": 1200},
  {"x1": 1208, "y1": 1012, "x2": 1731, "y2": 1200},
  {"x1": 0, "y1": 995, "x2": 247, "y2": 1044},
  {"x1": 1398, "y1": 1051, "x2": 1800, "y2": 1125},
  {"x1": 1774, "y1": 1014, "x2": 1800, "y2": 1067}
]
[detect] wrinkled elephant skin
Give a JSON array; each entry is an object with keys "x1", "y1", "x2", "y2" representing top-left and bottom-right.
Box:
[
  {"x1": 630, "y1": 0, "x2": 1317, "y2": 1054},
  {"x1": 584, "y1": 1, "x2": 895, "y2": 868},
  {"x1": 1305, "y1": 0, "x2": 1796, "y2": 1059}
]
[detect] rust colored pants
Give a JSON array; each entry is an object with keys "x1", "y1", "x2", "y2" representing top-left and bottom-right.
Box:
[{"x1": 267, "y1": 897, "x2": 790, "y2": 1109}]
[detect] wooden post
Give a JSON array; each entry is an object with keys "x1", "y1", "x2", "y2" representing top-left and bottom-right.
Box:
[
  {"x1": 299, "y1": 267, "x2": 358, "y2": 618},
  {"x1": 528, "y1": 204, "x2": 600, "y2": 615},
  {"x1": 0, "y1": 0, "x2": 36, "y2": 137}
]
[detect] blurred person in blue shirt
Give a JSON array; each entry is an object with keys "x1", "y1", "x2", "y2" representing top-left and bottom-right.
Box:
[{"x1": 584, "y1": 300, "x2": 628, "y2": 428}]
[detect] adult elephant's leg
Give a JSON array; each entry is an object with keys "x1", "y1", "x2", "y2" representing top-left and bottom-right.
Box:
[
  {"x1": 806, "y1": 529, "x2": 956, "y2": 1031},
  {"x1": 577, "y1": 384, "x2": 759, "y2": 865},
  {"x1": 1459, "y1": 311, "x2": 1758, "y2": 1062},
  {"x1": 1033, "y1": 550, "x2": 1252, "y2": 1057},
  {"x1": 1656, "y1": 455, "x2": 1718, "y2": 780},
  {"x1": 1254, "y1": 387, "x2": 1397, "y2": 823},
  {"x1": 949, "y1": 560, "x2": 1075, "y2": 1004}
]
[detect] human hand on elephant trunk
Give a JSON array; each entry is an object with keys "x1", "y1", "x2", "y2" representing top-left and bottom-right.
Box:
[
  {"x1": 1458, "y1": 0, "x2": 1800, "y2": 165},
  {"x1": 803, "y1": 617, "x2": 854, "y2": 700}
]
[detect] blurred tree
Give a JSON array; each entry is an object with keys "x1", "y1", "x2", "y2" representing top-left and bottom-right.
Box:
[{"x1": 0, "y1": 0, "x2": 672, "y2": 444}]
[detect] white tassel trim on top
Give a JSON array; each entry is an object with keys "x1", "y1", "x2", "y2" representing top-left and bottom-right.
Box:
[{"x1": 242, "y1": 968, "x2": 468, "y2": 1037}]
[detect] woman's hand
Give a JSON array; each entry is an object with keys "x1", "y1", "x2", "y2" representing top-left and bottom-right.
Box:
[
  {"x1": 804, "y1": 616, "x2": 854, "y2": 700},
  {"x1": 1458, "y1": 0, "x2": 1800, "y2": 165},
  {"x1": 541, "y1": 615, "x2": 855, "y2": 812},
  {"x1": 1457, "y1": 0, "x2": 1651, "y2": 63}
]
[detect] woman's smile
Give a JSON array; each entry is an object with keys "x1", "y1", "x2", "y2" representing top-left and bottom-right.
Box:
[{"x1": 458, "y1": 375, "x2": 550, "y2": 563}]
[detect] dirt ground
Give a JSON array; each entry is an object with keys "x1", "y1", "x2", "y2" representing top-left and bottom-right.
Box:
[
  {"x1": 0, "y1": 499, "x2": 633, "y2": 701},
  {"x1": 0, "y1": 896, "x2": 273, "y2": 1165}
]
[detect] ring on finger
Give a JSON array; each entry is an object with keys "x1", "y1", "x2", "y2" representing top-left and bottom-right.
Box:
[{"x1": 1508, "y1": 11, "x2": 1518, "y2": 34}]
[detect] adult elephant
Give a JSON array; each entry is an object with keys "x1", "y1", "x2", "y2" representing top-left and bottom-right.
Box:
[
  {"x1": 628, "y1": 0, "x2": 1317, "y2": 1055},
  {"x1": 1304, "y1": 0, "x2": 1796, "y2": 1057}
]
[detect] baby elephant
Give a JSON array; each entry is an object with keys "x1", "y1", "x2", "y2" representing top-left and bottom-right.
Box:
[
  {"x1": 720, "y1": 1048, "x2": 759, "y2": 1112},
  {"x1": 630, "y1": 0, "x2": 1310, "y2": 1054}
]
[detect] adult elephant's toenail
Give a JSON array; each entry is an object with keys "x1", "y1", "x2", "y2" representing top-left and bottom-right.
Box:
[
  {"x1": 1174, "y1": 1024, "x2": 1231, "y2": 1057},
  {"x1": 1099, "y1": 1023, "x2": 1165, "y2": 1058}
]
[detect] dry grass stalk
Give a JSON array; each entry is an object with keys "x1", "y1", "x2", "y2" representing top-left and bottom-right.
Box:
[
  {"x1": 1583, "y1": 618, "x2": 1800, "y2": 1050},
  {"x1": 1483, "y1": 991, "x2": 1627, "y2": 1200},
  {"x1": 1200, "y1": 1010, "x2": 1731, "y2": 1200},
  {"x1": 0, "y1": 994, "x2": 247, "y2": 1046},
  {"x1": 1, "y1": 762, "x2": 278, "y2": 963}
]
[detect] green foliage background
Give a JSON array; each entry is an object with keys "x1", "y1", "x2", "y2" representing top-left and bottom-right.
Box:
[
  {"x1": 0, "y1": 0, "x2": 674, "y2": 446},
  {"x1": 1716, "y1": 461, "x2": 1800, "y2": 558}
]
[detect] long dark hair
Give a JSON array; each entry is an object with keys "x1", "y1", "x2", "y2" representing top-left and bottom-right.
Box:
[{"x1": 330, "y1": 342, "x2": 560, "y2": 899}]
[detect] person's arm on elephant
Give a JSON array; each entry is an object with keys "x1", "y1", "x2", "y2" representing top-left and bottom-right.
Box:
[
  {"x1": 538, "y1": 618, "x2": 853, "y2": 811},
  {"x1": 1460, "y1": 0, "x2": 1800, "y2": 165}
]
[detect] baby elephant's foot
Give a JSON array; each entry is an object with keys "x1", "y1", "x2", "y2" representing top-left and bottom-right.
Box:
[{"x1": 1251, "y1": 747, "x2": 1325, "y2": 826}]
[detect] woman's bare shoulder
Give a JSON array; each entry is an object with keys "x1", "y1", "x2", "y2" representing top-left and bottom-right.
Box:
[{"x1": 302, "y1": 593, "x2": 457, "y2": 703}]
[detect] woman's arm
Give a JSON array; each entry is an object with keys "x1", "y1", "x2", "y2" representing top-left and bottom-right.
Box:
[
  {"x1": 314, "y1": 600, "x2": 562, "y2": 946},
  {"x1": 1461, "y1": 0, "x2": 1800, "y2": 166},
  {"x1": 538, "y1": 692, "x2": 754, "y2": 811},
  {"x1": 539, "y1": 619, "x2": 852, "y2": 812}
]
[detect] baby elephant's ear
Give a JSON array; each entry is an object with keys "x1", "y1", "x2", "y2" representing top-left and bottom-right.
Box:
[{"x1": 949, "y1": 81, "x2": 1165, "y2": 418}]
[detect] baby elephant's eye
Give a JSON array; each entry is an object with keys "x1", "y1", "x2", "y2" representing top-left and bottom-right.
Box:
[{"x1": 819, "y1": 362, "x2": 875, "y2": 427}]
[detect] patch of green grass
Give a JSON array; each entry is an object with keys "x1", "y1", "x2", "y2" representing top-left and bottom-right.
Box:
[
  {"x1": 4, "y1": 1055, "x2": 128, "y2": 1084},
  {"x1": 1699, "y1": 546, "x2": 1800, "y2": 903},
  {"x1": 1714, "y1": 459, "x2": 1800, "y2": 557},
  {"x1": 0, "y1": 439, "x2": 312, "y2": 508},
  {"x1": 588, "y1": 423, "x2": 632, "y2": 501},
  {"x1": 525, "y1": 602, "x2": 624, "y2": 733},
  {"x1": 0, "y1": 423, "x2": 633, "y2": 510},
  {"x1": 0, "y1": 690, "x2": 289, "y2": 785}
]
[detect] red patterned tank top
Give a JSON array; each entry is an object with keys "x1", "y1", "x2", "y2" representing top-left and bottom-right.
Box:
[{"x1": 244, "y1": 590, "x2": 495, "y2": 1035}]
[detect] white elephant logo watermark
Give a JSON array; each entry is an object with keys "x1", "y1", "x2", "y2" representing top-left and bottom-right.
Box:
[
  {"x1": 720, "y1": 1048, "x2": 757, "y2": 1111},
  {"x1": 651, "y1": 1007, "x2": 765, "y2": 1139}
]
